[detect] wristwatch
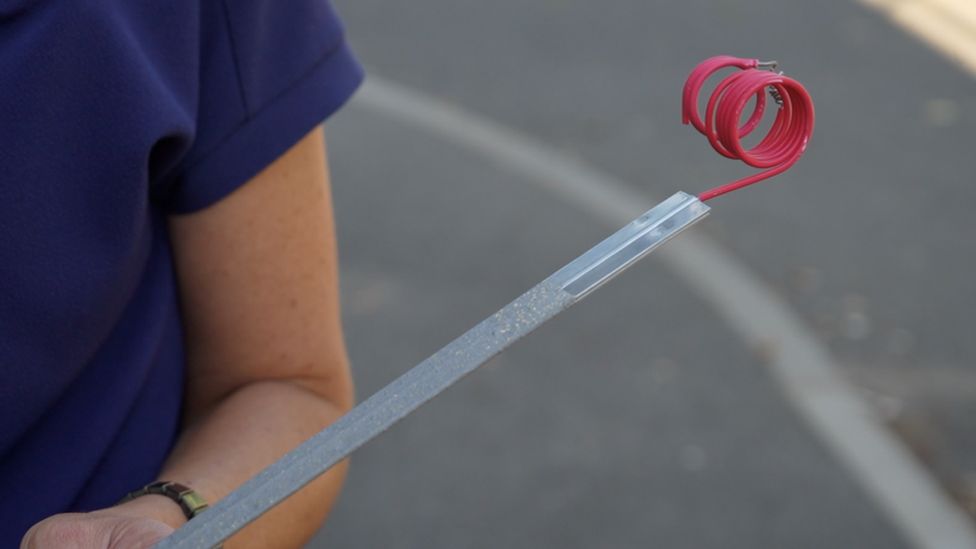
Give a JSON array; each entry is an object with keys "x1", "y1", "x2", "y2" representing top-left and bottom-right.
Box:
[{"x1": 119, "y1": 480, "x2": 210, "y2": 520}]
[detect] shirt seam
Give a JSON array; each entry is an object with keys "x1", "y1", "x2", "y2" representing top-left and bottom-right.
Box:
[
  {"x1": 219, "y1": 0, "x2": 251, "y2": 117},
  {"x1": 174, "y1": 34, "x2": 348, "y2": 182}
]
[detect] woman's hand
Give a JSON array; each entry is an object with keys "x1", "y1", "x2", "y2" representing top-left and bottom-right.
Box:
[
  {"x1": 21, "y1": 496, "x2": 185, "y2": 549},
  {"x1": 20, "y1": 512, "x2": 173, "y2": 549}
]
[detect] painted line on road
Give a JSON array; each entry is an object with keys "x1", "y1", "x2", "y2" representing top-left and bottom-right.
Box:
[
  {"x1": 351, "y1": 74, "x2": 976, "y2": 549},
  {"x1": 859, "y1": 0, "x2": 976, "y2": 76}
]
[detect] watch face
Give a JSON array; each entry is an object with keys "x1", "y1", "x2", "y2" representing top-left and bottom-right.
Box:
[
  {"x1": 128, "y1": 481, "x2": 210, "y2": 518},
  {"x1": 182, "y1": 492, "x2": 210, "y2": 516}
]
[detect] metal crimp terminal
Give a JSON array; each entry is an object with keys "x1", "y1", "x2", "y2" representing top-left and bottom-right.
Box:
[
  {"x1": 768, "y1": 83, "x2": 785, "y2": 107},
  {"x1": 757, "y1": 60, "x2": 785, "y2": 107}
]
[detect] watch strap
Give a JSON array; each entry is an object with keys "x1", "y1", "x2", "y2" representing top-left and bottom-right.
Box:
[{"x1": 120, "y1": 480, "x2": 210, "y2": 520}]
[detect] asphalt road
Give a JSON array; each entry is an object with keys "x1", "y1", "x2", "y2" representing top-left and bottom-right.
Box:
[{"x1": 306, "y1": 1, "x2": 976, "y2": 547}]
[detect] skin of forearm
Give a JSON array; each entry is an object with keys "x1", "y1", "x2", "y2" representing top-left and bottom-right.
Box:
[
  {"x1": 121, "y1": 378, "x2": 352, "y2": 548},
  {"x1": 112, "y1": 127, "x2": 355, "y2": 547}
]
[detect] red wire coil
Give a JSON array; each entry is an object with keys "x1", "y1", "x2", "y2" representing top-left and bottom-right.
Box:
[{"x1": 682, "y1": 56, "x2": 815, "y2": 202}]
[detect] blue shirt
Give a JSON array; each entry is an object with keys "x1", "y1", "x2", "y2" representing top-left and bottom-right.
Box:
[{"x1": 0, "y1": 1, "x2": 362, "y2": 543}]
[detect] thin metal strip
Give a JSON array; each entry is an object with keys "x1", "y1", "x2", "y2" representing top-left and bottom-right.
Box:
[
  {"x1": 156, "y1": 192, "x2": 708, "y2": 549},
  {"x1": 552, "y1": 192, "x2": 709, "y2": 297}
]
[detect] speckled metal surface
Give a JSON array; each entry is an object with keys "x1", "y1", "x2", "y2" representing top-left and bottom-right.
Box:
[
  {"x1": 157, "y1": 280, "x2": 576, "y2": 549},
  {"x1": 156, "y1": 194, "x2": 707, "y2": 549}
]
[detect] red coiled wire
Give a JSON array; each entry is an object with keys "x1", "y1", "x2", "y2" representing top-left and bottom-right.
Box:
[{"x1": 682, "y1": 56, "x2": 815, "y2": 202}]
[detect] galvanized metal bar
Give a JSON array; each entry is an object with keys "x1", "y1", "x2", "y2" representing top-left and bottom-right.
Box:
[{"x1": 156, "y1": 192, "x2": 708, "y2": 549}]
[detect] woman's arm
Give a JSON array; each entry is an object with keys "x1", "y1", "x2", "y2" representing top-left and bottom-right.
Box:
[
  {"x1": 22, "y1": 126, "x2": 354, "y2": 548},
  {"x1": 160, "y1": 125, "x2": 354, "y2": 547}
]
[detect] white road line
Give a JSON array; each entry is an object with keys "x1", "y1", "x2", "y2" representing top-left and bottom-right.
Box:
[
  {"x1": 351, "y1": 74, "x2": 976, "y2": 549},
  {"x1": 859, "y1": 0, "x2": 976, "y2": 76}
]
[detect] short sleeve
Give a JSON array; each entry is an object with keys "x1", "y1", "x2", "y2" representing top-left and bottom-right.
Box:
[{"x1": 165, "y1": 0, "x2": 363, "y2": 213}]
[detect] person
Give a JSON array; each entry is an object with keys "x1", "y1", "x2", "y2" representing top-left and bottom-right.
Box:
[{"x1": 1, "y1": 1, "x2": 363, "y2": 547}]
